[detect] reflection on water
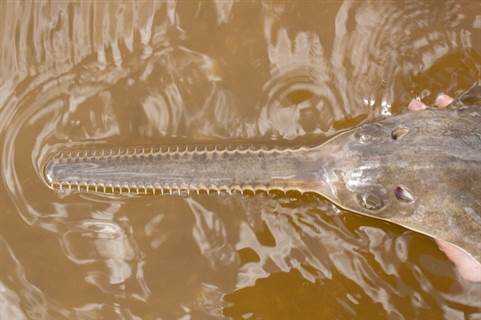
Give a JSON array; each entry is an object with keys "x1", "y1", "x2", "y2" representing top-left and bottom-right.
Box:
[{"x1": 0, "y1": 1, "x2": 481, "y2": 318}]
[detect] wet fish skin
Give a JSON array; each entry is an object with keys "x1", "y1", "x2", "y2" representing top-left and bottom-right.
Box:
[
  {"x1": 319, "y1": 103, "x2": 481, "y2": 263},
  {"x1": 44, "y1": 85, "x2": 481, "y2": 263}
]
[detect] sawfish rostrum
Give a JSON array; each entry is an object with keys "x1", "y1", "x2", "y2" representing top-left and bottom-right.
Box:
[{"x1": 44, "y1": 84, "x2": 481, "y2": 263}]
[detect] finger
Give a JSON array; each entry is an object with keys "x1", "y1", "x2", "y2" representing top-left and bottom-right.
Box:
[
  {"x1": 408, "y1": 98, "x2": 428, "y2": 111},
  {"x1": 434, "y1": 93, "x2": 454, "y2": 108},
  {"x1": 436, "y1": 239, "x2": 481, "y2": 282}
]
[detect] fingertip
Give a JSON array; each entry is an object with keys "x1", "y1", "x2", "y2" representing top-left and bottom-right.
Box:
[
  {"x1": 408, "y1": 98, "x2": 427, "y2": 111},
  {"x1": 436, "y1": 239, "x2": 481, "y2": 282},
  {"x1": 434, "y1": 93, "x2": 454, "y2": 108}
]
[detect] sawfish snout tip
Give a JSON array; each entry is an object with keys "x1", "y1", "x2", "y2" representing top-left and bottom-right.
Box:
[{"x1": 42, "y1": 158, "x2": 58, "y2": 187}]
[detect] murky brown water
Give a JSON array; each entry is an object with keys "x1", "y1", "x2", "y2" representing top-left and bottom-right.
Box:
[{"x1": 1, "y1": 1, "x2": 481, "y2": 319}]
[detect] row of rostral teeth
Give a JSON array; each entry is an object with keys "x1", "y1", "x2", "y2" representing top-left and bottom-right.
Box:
[
  {"x1": 47, "y1": 180, "x2": 293, "y2": 196},
  {"x1": 45, "y1": 144, "x2": 309, "y2": 195},
  {"x1": 50, "y1": 144, "x2": 309, "y2": 162}
]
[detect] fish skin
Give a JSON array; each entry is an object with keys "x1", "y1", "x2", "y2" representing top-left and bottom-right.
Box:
[
  {"x1": 317, "y1": 101, "x2": 481, "y2": 263},
  {"x1": 44, "y1": 83, "x2": 481, "y2": 263}
]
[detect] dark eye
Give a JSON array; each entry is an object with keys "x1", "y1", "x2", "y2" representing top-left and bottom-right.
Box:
[
  {"x1": 358, "y1": 191, "x2": 385, "y2": 210},
  {"x1": 394, "y1": 186, "x2": 415, "y2": 203}
]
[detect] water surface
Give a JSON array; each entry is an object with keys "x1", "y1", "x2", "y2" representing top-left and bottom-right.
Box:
[{"x1": 0, "y1": 1, "x2": 481, "y2": 319}]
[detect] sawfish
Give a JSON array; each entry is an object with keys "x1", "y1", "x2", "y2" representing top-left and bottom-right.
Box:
[{"x1": 43, "y1": 83, "x2": 481, "y2": 264}]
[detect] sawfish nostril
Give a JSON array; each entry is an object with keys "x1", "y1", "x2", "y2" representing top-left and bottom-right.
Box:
[
  {"x1": 358, "y1": 192, "x2": 384, "y2": 210},
  {"x1": 394, "y1": 186, "x2": 415, "y2": 202},
  {"x1": 391, "y1": 127, "x2": 409, "y2": 140}
]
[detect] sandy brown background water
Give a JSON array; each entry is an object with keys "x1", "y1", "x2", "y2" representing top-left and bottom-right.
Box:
[{"x1": 0, "y1": 1, "x2": 481, "y2": 319}]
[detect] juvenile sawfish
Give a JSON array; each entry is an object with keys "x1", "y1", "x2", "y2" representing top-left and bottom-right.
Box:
[{"x1": 43, "y1": 84, "x2": 481, "y2": 263}]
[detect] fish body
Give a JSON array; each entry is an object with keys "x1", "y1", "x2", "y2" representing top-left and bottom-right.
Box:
[{"x1": 44, "y1": 84, "x2": 481, "y2": 263}]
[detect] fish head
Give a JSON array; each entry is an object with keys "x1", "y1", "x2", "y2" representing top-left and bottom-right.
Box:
[
  {"x1": 318, "y1": 113, "x2": 426, "y2": 221},
  {"x1": 317, "y1": 106, "x2": 481, "y2": 263}
]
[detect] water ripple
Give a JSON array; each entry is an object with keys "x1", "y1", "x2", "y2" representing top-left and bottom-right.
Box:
[{"x1": 0, "y1": 0, "x2": 480, "y2": 318}]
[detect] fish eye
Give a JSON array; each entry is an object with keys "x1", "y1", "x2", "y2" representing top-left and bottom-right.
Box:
[
  {"x1": 394, "y1": 185, "x2": 415, "y2": 203},
  {"x1": 357, "y1": 191, "x2": 385, "y2": 210}
]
